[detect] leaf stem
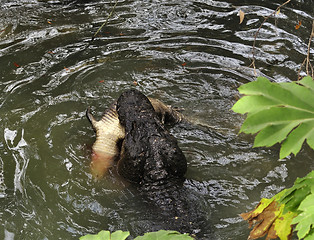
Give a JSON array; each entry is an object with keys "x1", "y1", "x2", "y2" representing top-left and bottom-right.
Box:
[
  {"x1": 92, "y1": 0, "x2": 119, "y2": 42},
  {"x1": 250, "y1": 0, "x2": 291, "y2": 74}
]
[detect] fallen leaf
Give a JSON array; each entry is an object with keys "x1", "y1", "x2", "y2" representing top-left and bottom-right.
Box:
[
  {"x1": 99, "y1": 80, "x2": 105, "y2": 83},
  {"x1": 239, "y1": 10, "x2": 245, "y2": 24},
  {"x1": 64, "y1": 67, "x2": 69, "y2": 71},
  {"x1": 295, "y1": 21, "x2": 302, "y2": 30},
  {"x1": 133, "y1": 81, "x2": 137, "y2": 86},
  {"x1": 47, "y1": 51, "x2": 54, "y2": 54},
  {"x1": 276, "y1": 9, "x2": 280, "y2": 15},
  {"x1": 47, "y1": 20, "x2": 52, "y2": 24},
  {"x1": 13, "y1": 62, "x2": 20, "y2": 68},
  {"x1": 182, "y1": 62, "x2": 187, "y2": 66}
]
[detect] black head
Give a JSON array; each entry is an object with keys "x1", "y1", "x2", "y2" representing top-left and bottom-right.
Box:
[{"x1": 117, "y1": 89, "x2": 156, "y2": 127}]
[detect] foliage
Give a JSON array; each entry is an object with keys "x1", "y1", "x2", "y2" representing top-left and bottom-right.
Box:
[
  {"x1": 241, "y1": 171, "x2": 314, "y2": 239},
  {"x1": 80, "y1": 230, "x2": 194, "y2": 240},
  {"x1": 232, "y1": 76, "x2": 314, "y2": 159},
  {"x1": 232, "y1": 76, "x2": 314, "y2": 239},
  {"x1": 134, "y1": 230, "x2": 194, "y2": 240},
  {"x1": 80, "y1": 230, "x2": 130, "y2": 240}
]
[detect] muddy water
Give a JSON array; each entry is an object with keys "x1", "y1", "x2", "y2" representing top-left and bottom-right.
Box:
[{"x1": 0, "y1": 0, "x2": 313, "y2": 239}]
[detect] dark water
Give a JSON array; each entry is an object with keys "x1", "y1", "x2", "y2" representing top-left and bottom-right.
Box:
[{"x1": 0, "y1": 0, "x2": 313, "y2": 239}]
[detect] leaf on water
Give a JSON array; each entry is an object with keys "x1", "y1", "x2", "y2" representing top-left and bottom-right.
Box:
[
  {"x1": 239, "y1": 10, "x2": 245, "y2": 24},
  {"x1": 134, "y1": 230, "x2": 194, "y2": 240},
  {"x1": 13, "y1": 62, "x2": 20, "y2": 68},
  {"x1": 80, "y1": 230, "x2": 130, "y2": 240},
  {"x1": 295, "y1": 20, "x2": 302, "y2": 30},
  {"x1": 231, "y1": 76, "x2": 314, "y2": 159}
]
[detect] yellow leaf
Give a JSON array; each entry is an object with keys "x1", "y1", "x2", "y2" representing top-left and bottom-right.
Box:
[
  {"x1": 240, "y1": 198, "x2": 273, "y2": 221},
  {"x1": 276, "y1": 9, "x2": 280, "y2": 15},
  {"x1": 248, "y1": 201, "x2": 282, "y2": 239},
  {"x1": 239, "y1": 10, "x2": 245, "y2": 24},
  {"x1": 273, "y1": 211, "x2": 297, "y2": 240}
]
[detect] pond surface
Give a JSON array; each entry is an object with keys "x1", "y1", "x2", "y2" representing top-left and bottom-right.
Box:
[{"x1": 0, "y1": 0, "x2": 313, "y2": 239}]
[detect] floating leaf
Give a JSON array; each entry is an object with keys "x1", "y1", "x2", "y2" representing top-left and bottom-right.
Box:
[
  {"x1": 134, "y1": 230, "x2": 194, "y2": 240},
  {"x1": 295, "y1": 20, "x2": 302, "y2": 30},
  {"x1": 232, "y1": 76, "x2": 314, "y2": 159},
  {"x1": 13, "y1": 62, "x2": 20, "y2": 68},
  {"x1": 239, "y1": 10, "x2": 245, "y2": 24},
  {"x1": 80, "y1": 230, "x2": 130, "y2": 240}
]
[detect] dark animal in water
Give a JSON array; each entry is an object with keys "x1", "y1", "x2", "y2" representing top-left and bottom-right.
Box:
[
  {"x1": 116, "y1": 89, "x2": 187, "y2": 185},
  {"x1": 86, "y1": 93, "x2": 185, "y2": 179},
  {"x1": 87, "y1": 90, "x2": 208, "y2": 236}
]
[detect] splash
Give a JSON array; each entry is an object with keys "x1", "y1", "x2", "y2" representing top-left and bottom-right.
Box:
[
  {"x1": 4, "y1": 128, "x2": 28, "y2": 195},
  {"x1": 0, "y1": 157, "x2": 6, "y2": 198}
]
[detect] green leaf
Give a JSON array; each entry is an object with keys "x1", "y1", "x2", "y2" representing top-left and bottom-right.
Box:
[
  {"x1": 298, "y1": 75, "x2": 314, "y2": 91},
  {"x1": 80, "y1": 230, "x2": 130, "y2": 240},
  {"x1": 111, "y1": 231, "x2": 130, "y2": 240},
  {"x1": 241, "y1": 170, "x2": 314, "y2": 240},
  {"x1": 280, "y1": 120, "x2": 314, "y2": 158},
  {"x1": 292, "y1": 193, "x2": 314, "y2": 239},
  {"x1": 232, "y1": 76, "x2": 314, "y2": 158},
  {"x1": 254, "y1": 122, "x2": 299, "y2": 147},
  {"x1": 134, "y1": 230, "x2": 194, "y2": 240}
]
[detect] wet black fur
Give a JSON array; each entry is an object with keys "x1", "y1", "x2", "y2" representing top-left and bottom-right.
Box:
[
  {"x1": 116, "y1": 90, "x2": 209, "y2": 236},
  {"x1": 116, "y1": 89, "x2": 187, "y2": 185}
]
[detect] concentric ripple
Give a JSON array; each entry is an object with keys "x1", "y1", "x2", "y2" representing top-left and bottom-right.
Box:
[{"x1": 0, "y1": 0, "x2": 313, "y2": 239}]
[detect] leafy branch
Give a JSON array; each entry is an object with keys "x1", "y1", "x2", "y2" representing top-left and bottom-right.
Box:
[
  {"x1": 232, "y1": 76, "x2": 314, "y2": 159},
  {"x1": 233, "y1": 76, "x2": 314, "y2": 239},
  {"x1": 241, "y1": 171, "x2": 314, "y2": 240},
  {"x1": 80, "y1": 230, "x2": 194, "y2": 240}
]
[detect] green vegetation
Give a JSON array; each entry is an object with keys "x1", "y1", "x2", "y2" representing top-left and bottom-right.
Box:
[
  {"x1": 232, "y1": 76, "x2": 314, "y2": 240},
  {"x1": 80, "y1": 230, "x2": 194, "y2": 240},
  {"x1": 232, "y1": 76, "x2": 314, "y2": 159}
]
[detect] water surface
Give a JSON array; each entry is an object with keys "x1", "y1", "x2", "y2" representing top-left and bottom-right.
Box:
[{"x1": 0, "y1": 0, "x2": 313, "y2": 239}]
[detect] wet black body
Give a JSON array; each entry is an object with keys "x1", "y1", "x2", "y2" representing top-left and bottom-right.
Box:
[
  {"x1": 116, "y1": 89, "x2": 187, "y2": 185},
  {"x1": 116, "y1": 90, "x2": 208, "y2": 235}
]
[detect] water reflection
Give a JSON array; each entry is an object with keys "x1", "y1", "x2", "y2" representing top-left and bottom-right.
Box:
[{"x1": 0, "y1": 0, "x2": 313, "y2": 239}]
